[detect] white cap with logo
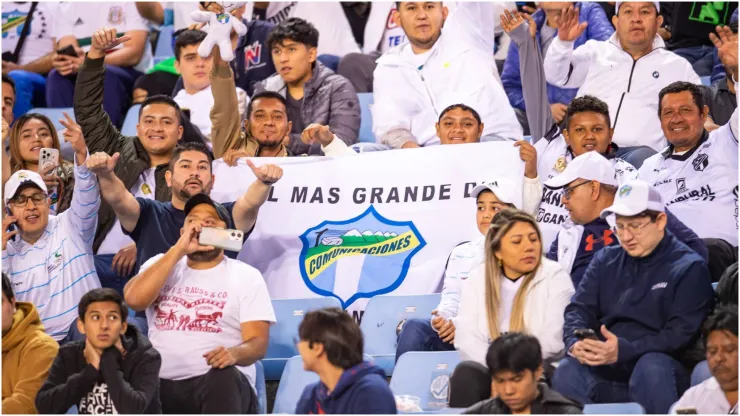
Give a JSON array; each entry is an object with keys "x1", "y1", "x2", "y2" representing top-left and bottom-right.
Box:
[
  {"x1": 4, "y1": 170, "x2": 48, "y2": 204},
  {"x1": 544, "y1": 151, "x2": 618, "y2": 189},
  {"x1": 471, "y1": 178, "x2": 521, "y2": 209},
  {"x1": 600, "y1": 179, "x2": 665, "y2": 219},
  {"x1": 615, "y1": 1, "x2": 660, "y2": 13}
]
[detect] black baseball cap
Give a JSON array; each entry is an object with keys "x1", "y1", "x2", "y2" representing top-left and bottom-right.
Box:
[{"x1": 184, "y1": 193, "x2": 231, "y2": 224}]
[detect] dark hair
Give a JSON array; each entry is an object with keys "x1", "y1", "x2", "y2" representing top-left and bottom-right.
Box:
[
  {"x1": 168, "y1": 142, "x2": 214, "y2": 171},
  {"x1": 139, "y1": 94, "x2": 183, "y2": 122},
  {"x1": 438, "y1": 104, "x2": 482, "y2": 125},
  {"x1": 298, "y1": 307, "x2": 364, "y2": 370},
  {"x1": 175, "y1": 29, "x2": 208, "y2": 61},
  {"x1": 267, "y1": 17, "x2": 319, "y2": 50},
  {"x1": 2, "y1": 273, "x2": 14, "y2": 302},
  {"x1": 486, "y1": 333, "x2": 542, "y2": 377},
  {"x1": 247, "y1": 91, "x2": 288, "y2": 119},
  {"x1": 566, "y1": 95, "x2": 611, "y2": 129},
  {"x1": 658, "y1": 81, "x2": 706, "y2": 116},
  {"x1": 78, "y1": 288, "x2": 128, "y2": 322},
  {"x1": 2, "y1": 73, "x2": 15, "y2": 95},
  {"x1": 703, "y1": 306, "x2": 738, "y2": 346},
  {"x1": 731, "y1": 20, "x2": 739, "y2": 34}
]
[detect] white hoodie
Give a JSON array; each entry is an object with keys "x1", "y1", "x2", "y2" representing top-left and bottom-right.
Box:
[
  {"x1": 455, "y1": 257, "x2": 574, "y2": 366},
  {"x1": 372, "y1": 2, "x2": 522, "y2": 148},
  {"x1": 544, "y1": 33, "x2": 700, "y2": 151}
]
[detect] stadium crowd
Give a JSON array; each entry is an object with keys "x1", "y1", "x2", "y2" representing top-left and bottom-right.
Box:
[{"x1": 1, "y1": 0, "x2": 738, "y2": 414}]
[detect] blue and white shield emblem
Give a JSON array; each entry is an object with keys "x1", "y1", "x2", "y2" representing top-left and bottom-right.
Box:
[{"x1": 299, "y1": 206, "x2": 426, "y2": 308}]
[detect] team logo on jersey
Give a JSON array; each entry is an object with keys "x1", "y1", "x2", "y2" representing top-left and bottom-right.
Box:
[
  {"x1": 47, "y1": 251, "x2": 62, "y2": 274},
  {"x1": 676, "y1": 178, "x2": 688, "y2": 194},
  {"x1": 244, "y1": 41, "x2": 262, "y2": 69},
  {"x1": 141, "y1": 184, "x2": 152, "y2": 195},
  {"x1": 554, "y1": 156, "x2": 567, "y2": 173},
  {"x1": 693, "y1": 153, "x2": 709, "y2": 171},
  {"x1": 652, "y1": 71, "x2": 660, "y2": 78},
  {"x1": 108, "y1": 6, "x2": 123, "y2": 25},
  {"x1": 585, "y1": 230, "x2": 614, "y2": 251},
  {"x1": 299, "y1": 206, "x2": 426, "y2": 308}
]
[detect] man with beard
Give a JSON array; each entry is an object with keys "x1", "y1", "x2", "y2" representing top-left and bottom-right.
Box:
[
  {"x1": 87, "y1": 142, "x2": 283, "y2": 271},
  {"x1": 123, "y1": 193, "x2": 275, "y2": 413}
]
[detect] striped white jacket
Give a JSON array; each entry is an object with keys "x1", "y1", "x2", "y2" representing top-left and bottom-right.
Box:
[{"x1": 2, "y1": 160, "x2": 101, "y2": 340}]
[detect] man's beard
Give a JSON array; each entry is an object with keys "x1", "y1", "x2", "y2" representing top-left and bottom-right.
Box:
[
  {"x1": 250, "y1": 126, "x2": 286, "y2": 149},
  {"x1": 176, "y1": 178, "x2": 212, "y2": 200},
  {"x1": 187, "y1": 248, "x2": 223, "y2": 263}
]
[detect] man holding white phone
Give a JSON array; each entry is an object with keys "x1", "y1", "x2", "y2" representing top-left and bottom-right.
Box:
[{"x1": 123, "y1": 193, "x2": 275, "y2": 414}]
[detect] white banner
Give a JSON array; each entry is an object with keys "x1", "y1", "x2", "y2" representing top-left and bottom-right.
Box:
[{"x1": 211, "y1": 142, "x2": 524, "y2": 317}]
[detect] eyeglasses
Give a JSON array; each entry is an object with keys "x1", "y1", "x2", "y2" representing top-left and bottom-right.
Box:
[
  {"x1": 562, "y1": 181, "x2": 592, "y2": 199},
  {"x1": 10, "y1": 193, "x2": 47, "y2": 207},
  {"x1": 611, "y1": 219, "x2": 654, "y2": 236}
]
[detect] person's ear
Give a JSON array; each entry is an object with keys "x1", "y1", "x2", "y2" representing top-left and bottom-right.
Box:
[
  {"x1": 478, "y1": 123, "x2": 484, "y2": 138},
  {"x1": 392, "y1": 9, "x2": 401, "y2": 26},
  {"x1": 435, "y1": 122, "x2": 441, "y2": 138},
  {"x1": 534, "y1": 365, "x2": 544, "y2": 381},
  {"x1": 656, "y1": 14, "x2": 664, "y2": 28},
  {"x1": 165, "y1": 170, "x2": 172, "y2": 187},
  {"x1": 77, "y1": 317, "x2": 86, "y2": 335},
  {"x1": 174, "y1": 59, "x2": 181, "y2": 74},
  {"x1": 442, "y1": 6, "x2": 449, "y2": 21},
  {"x1": 656, "y1": 212, "x2": 668, "y2": 231},
  {"x1": 611, "y1": 15, "x2": 618, "y2": 28},
  {"x1": 562, "y1": 128, "x2": 572, "y2": 147},
  {"x1": 177, "y1": 125, "x2": 184, "y2": 141},
  {"x1": 308, "y1": 46, "x2": 317, "y2": 64}
]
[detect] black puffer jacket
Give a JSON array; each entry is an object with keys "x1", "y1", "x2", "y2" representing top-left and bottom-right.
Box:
[{"x1": 464, "y1": 384, "x2": 583, "y2": 414}]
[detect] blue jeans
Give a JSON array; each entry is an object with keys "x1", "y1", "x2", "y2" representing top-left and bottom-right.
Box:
[
  {"x1": 94, "y1": 253, "x2": 137, "y2": 296},
  {"x1": 613, "y1": 145, "x2": 657, "y2": 170},
  {"x1": 673, "y1": 45, "x2": 715, "y2": 77},
  {"x1": 552, "y1": 353, "x2": 689, "y2": 414},
  {"x1": 8, "y1": 70, "x2": 47, "y2": 118},
  {"x1": 396, "y1": 318, "x2": 456, "y2": 362},
  {"x1": 46, "y1": 65, "x2": 142, "y2": 127}
]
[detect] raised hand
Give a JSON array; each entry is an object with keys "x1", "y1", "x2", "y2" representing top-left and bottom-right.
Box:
[
  {"x1": 710, "y1": 25, "x2": 738, "y2": 78},
  {"x1": 500, "y1": 9, "x2": 536, "y2": 39},
  {"x1": 222, "y1": 148, "x2": 251, "y2": 167},
  {"x1": 86, "y1": 152, "x2": 120, "y2": 174},
  {"x1": 59, "y1": 112, "x2": 87, "y2": 163},
  {"x1": 175, "y1": 221, "x2": 215, "y2": 257},
  {"x1": 89, "y1": 27, "x2": 132, "y2": 59},
  {"x1": 246, "y1": 159, "x2": 283, "y2": 185},
  {"x1": 301, "y1": 124, "x2": 335, "y2": 147},
  {"x1": 558, "y1": 6, "x2": 588, "y2": 42},
  {"x1": 514, "y1": 140, "x2": 538, "y2": 179}
]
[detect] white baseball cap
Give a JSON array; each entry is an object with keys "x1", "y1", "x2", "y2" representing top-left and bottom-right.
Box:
[
  {"x1": 544, "y1": 151, "x2": 618, "y2": 189},
  {"x1": 471, "y1": 179, "x2": 520, "y2": 209},
  {"x1": 615, "y1": 1, "x2": 660, "y2": 13},
  {"x1": 4, "y1": 170, "x2": 48, "y2": 204},
  {"x1": 601, "y1": 179, "x2": 665, "y2": 219}
]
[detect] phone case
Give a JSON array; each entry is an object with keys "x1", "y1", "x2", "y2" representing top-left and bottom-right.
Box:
[
  {"x1": 199, "y1": 227, "x2": 244, "y2": 252},
  {"x1": 39, "y1": 148, "x2": 60, "y2": 174}
]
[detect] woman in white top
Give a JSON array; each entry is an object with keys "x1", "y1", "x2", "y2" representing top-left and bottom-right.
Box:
[{"x1": 449, "y1": 208, "x2": 574, "y2": 408}]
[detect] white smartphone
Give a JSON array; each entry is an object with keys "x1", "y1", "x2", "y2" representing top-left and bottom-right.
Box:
[
  {"x1": 38, "y1": 148, "x2": 60, "y2": 174},
  {"x1": 199, "y1": 227, "x2": 244, "y2": 252}
]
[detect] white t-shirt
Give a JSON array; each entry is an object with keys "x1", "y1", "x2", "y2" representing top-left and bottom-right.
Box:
[
  {"x1": 97, "y1": 168, "x2": 156, "y2": 255},
  {"x1": 53, "y1": 2, "x2": 152, "y2": 73},
  {"x1": 170, "y1": 2, "x2": 200, "y2": 31},
  {"x1": 379, "y1": 6, "x2": 406, "y2": 53},
  {"x1": 403, "y1": 44, "x2": 433, "y2": 71},
  {"x1": 2, "y1": 2, "x2": 57, "y2": 65},
  {"x1": 639, "y1": 122, "x2": 738, "y2": 246},
  {"x1": 498, "y1": 276, "x2": 523, "y2": 334},
  {"x1": 673, "y1": 377, "x2": 734, "y2": 414},
  {"x1": 535, "y1": 135, "x2": 639, "y2": 250},
  {"x1": 141, "y1": 255, "x2": 276, "y2": 388}
]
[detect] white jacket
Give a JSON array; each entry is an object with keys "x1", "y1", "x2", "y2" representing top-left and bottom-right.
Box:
[
  {"x1": 544, "y1": 33, "x2": 701, "y2": 151},
  {"x1": 372, "y1": 2, "x2": 522, "y2": 148},
  {"x1": 455, "y1": 257, "x2": 574, "y2": 366}
]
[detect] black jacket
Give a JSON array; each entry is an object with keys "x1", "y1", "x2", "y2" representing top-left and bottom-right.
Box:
[
  {"x1": 464, "y1": 384, "x2": 583, "y2": 414},
  {"x1": 36, "y1": 326, "x2": 162, "y2": 414},
  {"x1": 74, "y1": 55, "x2": 172, "y2": 254}
]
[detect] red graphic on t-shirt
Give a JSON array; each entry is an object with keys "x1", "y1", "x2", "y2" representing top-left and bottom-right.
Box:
[
  {"x1": 386, "y1": 8, "x2": 398, "y2": 29},
  {"x1": 153, "y1": 286, "x2": 228, "y2": 333}
]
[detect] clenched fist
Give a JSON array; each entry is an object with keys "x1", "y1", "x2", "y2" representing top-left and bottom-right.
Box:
[
  {"x1": 88, "y1": 27, "x2": 132, "y2": 59},
  {"x1": 86, "y1": 152, "x2": 120, "y2": 174}
]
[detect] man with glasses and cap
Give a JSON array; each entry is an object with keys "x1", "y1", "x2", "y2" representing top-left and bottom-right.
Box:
[
  {"x1": 123, "y1": 192, "x2": 275, "y2": 414},
  {"x1": 552, "y1": 179, "x2": 715, "y2": 414},
  {"x1": 1, "y1": 146, "x2": 102, "y2": 344},
  {"x1": 395, "y1": 178, "x2": 538, "y2": 361},
  {"x1": 543, "y1": 152, "x2": 706, "y2": 288}
]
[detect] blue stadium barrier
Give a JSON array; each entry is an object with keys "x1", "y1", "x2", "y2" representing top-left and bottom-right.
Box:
[
  {"x1": 701, "y1": 76, "x2": 711, "y2": 86},
  {"x1": 121, "y1": 104, "x2": 141, "y2": 137},
  {"x1": 359, "y1": 294, "x2": 442, "y2": 376},
  {"x1": 26, "y1": 107, "x2": 76, "y2": 161},
  {"x1": 357, "y1": 93, "x2": 375, "y2": 143},
  {"x1": 583, "y1": 403, "x2": 645, "y2": 414},
  {"x1": 255, "y1": 360, "x2": 267, "y2": 414},
  {"x1": 691, "y1": 360, "x2": 711, "y2": 386},
  {"x1": 155, "y1": 25, "x2": 175, "y2": 59},
  {"x1": 263, "y1": 297, "x2": 342, "y2": 381},
  {"x1": 390, "y1": 351, "x2": 461, "y2": 412},
  {"x1": 272, "y1": 355, "x2": 319, "y2": 414}
]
